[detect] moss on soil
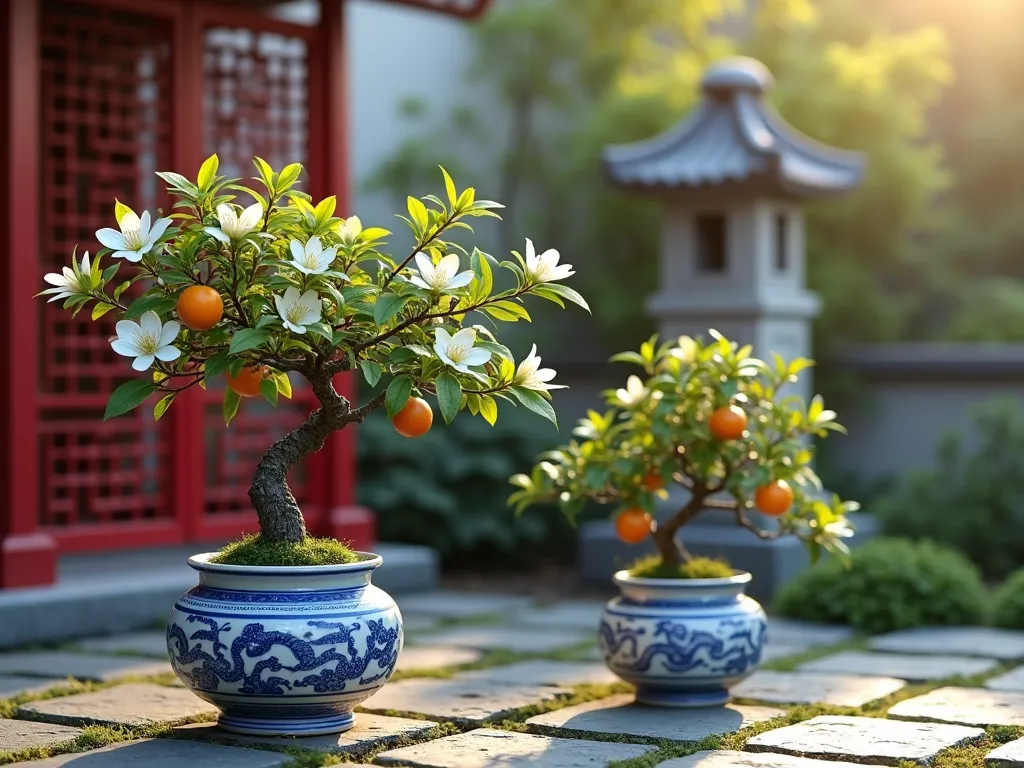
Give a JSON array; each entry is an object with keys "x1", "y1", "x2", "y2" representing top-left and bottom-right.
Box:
[
  {"x1": 628, "y1": 555, "x2": 734, "y2": 579},
  {"x1": 211, "y1": 534, "x2": 360, "y2": 567}
]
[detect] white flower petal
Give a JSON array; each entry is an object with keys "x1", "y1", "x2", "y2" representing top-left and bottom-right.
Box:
[
  {"x1": 437, "y1": 254, "x2": 461, "y2": 281},
  {"x1": 111, "y1": 339, "x2": 141, "y2": 357},
  {"x1": 147, "y1": 216, "x2": 172, "y2": 244},
  {"x1": 139, "y1": 311, "x2": 162, "y2": 338},
  {"x1": 549, "y1": 264, "x2": 575, "y2": 281},
  {"x1": 138, "y1": 210, "x2": 152, "y2": 236},
  {"x1": 539, "y1": 248, "x2": 560, "y2": 269},
  {"x1": 450, "y1": 327, "x2": 477, "y2": 348},
  {"x1": 158, "y1": 321, "x2": 180, "y2": 347},
  {"x1": 320, "y1": 246, "x2": 338, "y2": 264},
  {"x1": 238, "y1": 202, "x2": 264, "y2": 231},
  {"x1": 96, "y1": 228, "x2": 128, "y2": 250},
  {"x1": 204, "y1": 227, "x2": 230, "y2": 244},
  {"x1": 434, "y1": 347, "x2": 457, "y2": 368},
  {"x1": 434, "y1": 327, "x2": 453, "y2": 347},
  {"x1": 306, "y1": 236, "x2": 322, "y2": 255},
  {"x1": 290, "y1": 239, "x2": 305, "y2": 262},
  {"x1": 120, "y1": 210, "x2": 140, "y2": 231},
  {"x1": 216, "y1": 204, "x2": 238, "y2": 230},
  {"x1": 113, "y1": 249, "x2": 144, "y2": 262},
  {"x1": 154, "y1": 345, "x2": 180, "y2": 361},
  {"x1": 115, "y1": 320, "x2": 141, "y2": 341},
  {"x1": 462, "y1": 348, "x2": 491, "y2": 367},
  {"x1": 43, "y1": 273, "x2": 66, "y2": 286},
  {"x1": 446, "y1": 271, "x2": 474, "y2": 289},
  {"x1": 131, "y1": 354, "x2": 155, "y2": 371},
  {"x1": 525, "y1": 238, "x2": 537, "y2": 264},
  {"x1": 414, "y1": 252, "x2": 434, "y2": 278},
  {"x1": 409, "y1": 276, "x2": 432, "y2": 290},
  {"x1": 274, "y1": 294, "x2": 287, "y2": 318},
  {"x1": 283, "y1": 286, "x2": 301, "y2": 304}
]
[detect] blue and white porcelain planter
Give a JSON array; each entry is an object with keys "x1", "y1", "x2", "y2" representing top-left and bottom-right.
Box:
[
  {"x1": 599, "y1": 569, "x2": 766, "y2": 707},
  {"x1": 167, "y1": 552, "x2": 402, "y2": 737}
]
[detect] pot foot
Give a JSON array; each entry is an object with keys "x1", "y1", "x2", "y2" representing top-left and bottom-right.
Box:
[
  {"x1": 217, "y1": 710, "x2": 355, "y2": 737},
  {"x1": 635, "y1": 686, "x2": 731, "y2": 708}
]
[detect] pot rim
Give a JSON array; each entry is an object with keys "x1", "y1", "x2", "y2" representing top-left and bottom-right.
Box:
[
  {"x1": 612, "y1": 569, "x2": 752, "y2": 588},
  {"x1": 187, "y1": 551, "x2": 383, "y2": 576}
]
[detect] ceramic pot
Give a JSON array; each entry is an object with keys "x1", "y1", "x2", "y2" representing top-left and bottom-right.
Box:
[
  {"x1": 167, "y1": 552, "x2": 402, "y2": 736},
  {"x1": 599, "y1": 569, "x2": 765, "y2": 707}
]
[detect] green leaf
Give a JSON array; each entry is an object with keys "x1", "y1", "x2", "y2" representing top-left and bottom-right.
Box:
[
  {"x1": 223, "y1": 387, "x2": 241, "y2": 426},
  {"x1": 104, "y1": 380, "x2": 156, "y2": 421},
  {"x1": 536, "y1": 282, "x2": 590, "y2": 313},
  {"x1": 510, "y1": 386, "x2": 558, "y2": 428},
  {"x1": 385, "y1": 375, "x2": 413, "y2": 417},
  {"x1": 203, "y1": 350, "x2": 231, "y2": 381},
  {"x1": 436, "y1": 372, "x2": 462, "y2": 425},
  {"x1": 479, "y1": 394, "x2": 498, "y2": 426},
  {"x1": 197, "y1": 154, "x2": 219, "y2": 190},
  {"x1": 155, "y1": 171, "x2": 196, "y2": 193},
  {"x1": 253, "y1": 157, "x2": 274, "y2": 187},
  {"x1": 407, "y1": 196, "x2": 428, "y2": 232},
  {"x1": 277, "y1": 162, "x2": 303, "y2": 191},
  {"x1": 273, "y1": 370, "x2": 293, "y2": 399},
  {"x1": 360, "y1": 361, "x2": 382, "y2": 387},
  {"x1": 470, "y1": 249, "x2": 493, "y2": 299},
  {"x1": 229, "y1": 328, "x2": 271, "y2": 354},
  {"x1": 441, "y1": 166, "x2": 457, "y2": 208},
  {"x1": 153, "y1": 392, "x2": 175, "y2": 421},
  {"x1": 124, "y1": 294, "x2": 177, "y2": 320},
  {"x1": 260, "y1": 377, "x2": 279, "y2": 407},
  {"x1": 373, "y1": 292, "x2": 409, "y2": 326},
  {"x1": 91, "y1": 302, "x2": 116, "y2": 321}
]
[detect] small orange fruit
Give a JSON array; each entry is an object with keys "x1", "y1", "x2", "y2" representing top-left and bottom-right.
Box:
[
  {"x1": 392, "y1": 397, "x2": 433, "y2": 438},
  {"x1": 615, "y1": 508, "x2": 653, "y2": 544},
  {"x1": 227, "y1": 365, "x2": 264, "y2": 398},
  {"x1": 643, "y1": 470, "x2": 664, "y2": 492},
  {"x1": 709, "y1": 404, "x2": 747, "y2": 441},
  {"x1": 177, "y1": 285, "x2": 224, "y2": 331},
  {"x1": 755, "y1": 480, "x2": 794, "y2": 517}
]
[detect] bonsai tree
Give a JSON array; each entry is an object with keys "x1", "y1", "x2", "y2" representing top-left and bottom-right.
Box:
[
  {"x1": 39, "y1": 155, "x2": 586, "y2": 564},
  {"x1": 509, "y1": 332, "x2": 857, "y2": 577}
]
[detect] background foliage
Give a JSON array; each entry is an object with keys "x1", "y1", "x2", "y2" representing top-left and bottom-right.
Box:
[
  {"x1": 876, "y1": 399, "x2": 1024, "y2": 581},
  {"x1": 774, "y1": 538, "x2": 989, "y2": 633},
  {"x1": 993, "y1": 569, "x2": 1024, "y2": 630}
]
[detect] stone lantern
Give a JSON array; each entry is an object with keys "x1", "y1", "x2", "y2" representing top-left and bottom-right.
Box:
[
  {"x1": 603, "y1": 56, "x2": 865, "y2": 404},
  {"x1": 580, "y1": 57, "x2": 869, "y2": 599}
]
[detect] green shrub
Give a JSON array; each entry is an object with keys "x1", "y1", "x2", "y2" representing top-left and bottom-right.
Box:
[
  {"x1": 774, "y1": 538, "x2": 989, "y2": 634},
  {"x1": 993, "y1": 569, "x2": 1024, "y2": 629},
  {"x1": 357, "y1": 410, "x2": 573, "y2": 567},
  {"x1": 876, "y1": 399, "x2": 1024, "y2": 579}
]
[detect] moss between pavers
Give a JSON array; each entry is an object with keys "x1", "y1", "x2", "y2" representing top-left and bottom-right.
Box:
[{"x1": 760, "y1": 637, "x2": 870, "y2": 672}]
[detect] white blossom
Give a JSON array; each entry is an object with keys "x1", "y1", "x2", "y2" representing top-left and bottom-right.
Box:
[
  {"x1": 110, "y1": 311, "x2": 180, "y2": 372},
  {"x1": 40, "y1": 251, "x2": 92, "y2": 303},
  {"x1": 433, "y1": 327, "x2": 491, "y2": 374},
  {"x1": 409, "y1": 253, "x2": 474, "y2": 293},
  {"x1": 205, "y1": 202, "x2": 263, "y2": 243},
  {"x1": 95, "y1": 210, "x2": 171, "y2": 262},
  {"x1": 524, "y1": 238, "x2": 574, "y2": 284},
  {"x1": 671, "y1": 335, "x2": 697, "y2": 364},
  {"x1": 337, "y1": 216, "x2": 362, "y2": 246},
  {"x1": 287, "y1": 236, "x2": 337, "y2": 276},
  {"x1": 275, "y1": 287, "x2": 322, "y2": 334},
  {"x1": 513, "y1": 345, "x2": 565, "y2": 392},
  {"x1": 615, "y1": 375, "x2": 649, "y2": 407}
]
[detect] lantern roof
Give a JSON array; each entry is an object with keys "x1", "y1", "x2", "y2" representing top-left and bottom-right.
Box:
[
  {"x1": 375, "y1": 0, "x2": 491, "y2": 18},
  {"x1": 602, "y1": 57, "x2": 865, "y2": 198}
]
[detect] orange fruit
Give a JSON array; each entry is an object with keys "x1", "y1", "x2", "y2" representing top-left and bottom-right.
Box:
[
  {"x1": 709, "y1": 404, "x2": 747, "y2": 440},
  {"x1": 643, "y1": 470, "x2": 664, "y2": 492},
  {"x1": 755, "y1": 480, "x2": 794, "y2": 517},
  {"x1": 392, "y1": 397, "x2": 433, "y2": 438},
  {"x1": 227, "y1": 365, "x2": 264, "y2": 398},
  {"x1": 177, "y1": 285, "x2": 224, "y2": 331},
  {"x1": 615, "y1": 508, "x2": 653, "y2": 544}
]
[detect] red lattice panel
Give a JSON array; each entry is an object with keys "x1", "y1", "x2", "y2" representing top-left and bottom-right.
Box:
[
  {"x1": 37, "y1": 409, "x2": 169, "y2": 527},
  {"x1": 202, "y1": 382, "x2": 318, "y2": 514},
  {"x1": 201, "y1": 23, "x2": 315, "y2": 516},
  {"x1": 37, "y1": 1, "x2": 175, "y2": 533}
]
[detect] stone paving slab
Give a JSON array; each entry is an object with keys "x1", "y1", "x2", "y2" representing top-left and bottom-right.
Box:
[
  {"x1": 458, "y1": 659, "x2": 619, "y2": 687},
  {"x1": 986, "y1": 666, "x2": 1024, "y2": 692},
  {"x1": 415, "y1": 625, "x2": 590, "y2": 653},
  {"x1": 78, "y1": 631, "x2": 169, "y2": 658},
  {"x1": 375, "y1": 726, "x2": 653, "y2": 768},
  {"x1": 870, "y1": 627, "x2": 1024, "y2": 660},
  {"x1": 732, "y1": 670, "x2": 906, "y2": 707},
  {"x1": 512, "y1": 601, "x2": 605, "y2": 631},
  {"x1": 359, "y1": 676, "x2": 572, "y2": 722},
  {"x1": 987, "y1": 737, "x2": 1024, "y2": 767},
  {"x1": 526, "y1": 693, "x2": 784, "y2": 741},
  {"x1": 178, "y1": 713, "x2": 436, "y2": 754},
  {"x1": 746, "y1": 715, "x2": 985, "y2": 766},
  {"x1": 0, "y1": 719, "x2": 83, "y2": 753},
  {"x1": 396, "y1": 591, "x2": 534, "y2": 618},
  {"x1": 761, "y1": 644, "x2": 814, "y2": 663},
  {"x1": 402, "y1": 614, "x2": 442, "y2": 632},
  {"x1": 21, "y1": 738, "x2": 292, "y2": 766},
  {"x1": 889, "y1": 686, "x2": 1024, "y2": 727},
  {"x1": 0, "y1": 674, "x2": 69, "y2": 698},
  {"x1": 17, "y1": 682, "x2": 217, "y2": 726},
  {"x1": 661, "y1": 750, "x2": 875, "y2": 768},
  {"x1": 798, "y1": 650, "x2": 998, "y2": 681},
  {"x1": 0, "y1": 651, "x2": 171, "y2": 682},
  {"x1": 395, "y1": 645, "x2": 483, "y2": 673},
  {"x1": 766, "y1": 618, "x2": 855, "y2": 648}
]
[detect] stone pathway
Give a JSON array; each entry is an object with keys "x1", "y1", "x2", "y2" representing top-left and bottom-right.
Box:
[{"x1": 0, "y1": 590, "x2": 1023, "y2": 766}]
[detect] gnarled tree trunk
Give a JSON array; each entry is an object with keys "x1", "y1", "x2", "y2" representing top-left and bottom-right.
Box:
[{"x1": 248, "y1": 373, "x2": 350, "y2": 543}]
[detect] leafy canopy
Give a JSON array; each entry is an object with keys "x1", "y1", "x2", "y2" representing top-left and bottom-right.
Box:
[
  {"x1": 40, "y1": 155, "x2": 588, "y2": 430},
  {"x1": 509, "y1": 331, "x2": 857, "y2": 563}
]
